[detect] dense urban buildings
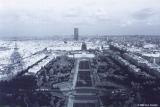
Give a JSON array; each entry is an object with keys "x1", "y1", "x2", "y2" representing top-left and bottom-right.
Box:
[
  {"x1": 1, "y1": 0, "x2": 160, "y2": 106},
  {"x1": 0, "y1": 36, "x2": 160, "y2": 107}
]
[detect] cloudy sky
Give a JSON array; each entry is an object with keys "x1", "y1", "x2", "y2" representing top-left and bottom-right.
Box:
[{"x1": 0, "y1": 0, "x2": 160, "y2": 37}]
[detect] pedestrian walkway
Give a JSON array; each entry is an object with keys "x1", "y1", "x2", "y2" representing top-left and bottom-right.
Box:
[{"x1": 67, "y1": 57, "x2": 100, "y2": 107}]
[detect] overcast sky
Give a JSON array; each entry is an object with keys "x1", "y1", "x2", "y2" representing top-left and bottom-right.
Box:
[{"x1": 0, "y1": 0, "x2": 160, "y2": 37}]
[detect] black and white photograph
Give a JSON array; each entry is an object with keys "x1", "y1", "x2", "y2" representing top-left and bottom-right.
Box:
[{"x1": 0, "y1": 0, "x2": 160, "y2": 107}]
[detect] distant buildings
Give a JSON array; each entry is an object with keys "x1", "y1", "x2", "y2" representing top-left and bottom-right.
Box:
[
  {"x1": 109, "y1": 43, "x2": 160, "y2": 78},
  {"x1": 74, "y1": 28, "x2": 79, "y2": 41}
]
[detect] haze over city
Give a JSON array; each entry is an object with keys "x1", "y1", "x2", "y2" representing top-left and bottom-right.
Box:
[{"x1": 0, "y1": 0, "x2": 160, "y2": 37}]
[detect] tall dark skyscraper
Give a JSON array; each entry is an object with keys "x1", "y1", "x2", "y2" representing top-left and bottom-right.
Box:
[{"x1": 74, "y1": 28, "x2": 79, "y2": 41}]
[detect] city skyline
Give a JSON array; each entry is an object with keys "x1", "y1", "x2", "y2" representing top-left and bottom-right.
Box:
[{"x1": 0, "y1": 0, "x2": 160, "y2": 37}]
